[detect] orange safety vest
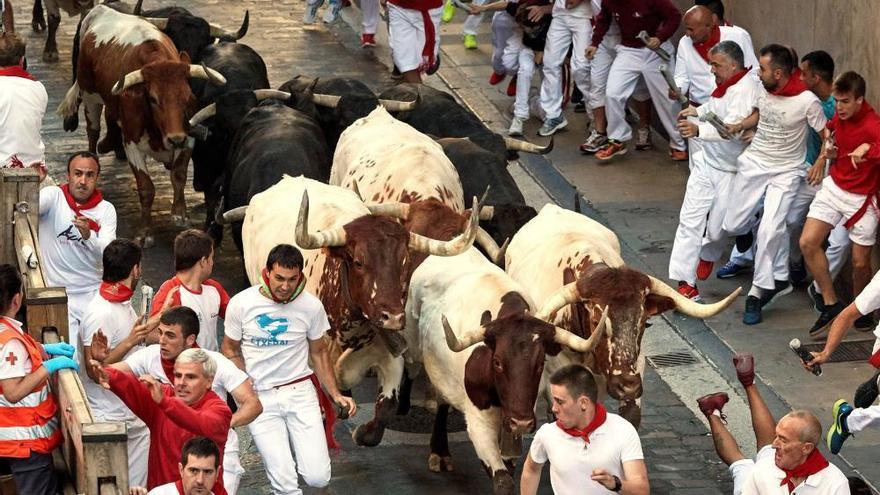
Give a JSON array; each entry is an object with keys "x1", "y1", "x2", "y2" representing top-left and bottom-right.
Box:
[{"x1": 0, "y1": 317, "x2": 62, "y2": 458}]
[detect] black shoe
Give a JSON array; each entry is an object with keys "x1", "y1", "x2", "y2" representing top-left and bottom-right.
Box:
[
  {"x1": 760, "y1": 280, "x2": 793, "y2": 308},
  {"x1": 790, "y1": 260, "x2": 807, "y2": 285},
  {"x1": 571, "y1": 86, "x2": 584, "y2": 105},
  {"x1": 391, "y1": 65, "x2": 403, "y2": 80},
  {"x1": 735, "y1": 232, "x2": 754, "y2": 252},
  {"x1": 743, "y1": 295, "x2": 762, "y2": 325},
  {"x1": 809, "y1": 301, "x2": 845, "y2": 339},
  {"x1": 573, "y1": 101, "x2": 586, "y2": 113},
  {"x1": 854, "y1": 370, "x2": 880, "y2": 408},
  {"x1": 426, "y1": 54, "x2": 442, "y2": 75},
  {"x1": 854, "y1": 314, "x2": 877, "y2": 332},
  {"x1": 808, "y1": 284, "x2": 825, "y2": 313}
]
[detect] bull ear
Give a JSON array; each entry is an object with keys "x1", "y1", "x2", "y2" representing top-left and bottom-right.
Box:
[
  {"x1": 645, "y1": 294, "x2": 676, "y2": 317},
  {"x1": 479, "y1": 310, "x2": 492, "y2": 327},
  {"x1": 179, "y1": 51, "x2": 191, "y2": 64}
]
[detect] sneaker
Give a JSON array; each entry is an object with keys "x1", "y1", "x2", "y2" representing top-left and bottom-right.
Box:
[
  {"x1": 808, "y1": 284, "x2": 825, "y2": 313},
  {"x1": 790, "y1": 260, "x2": 807, "y2": 285},
  {"x1": 322, "y1": 1, "x2": 341, "y2": 23},
  {"x1": 441, "y1": 0, "x2": 455, "y2": 22},
  {"x1": 669, "y1": 148, "x2": 688, "y2": 161},
  {"x1": 743, "y1": 295, "x2": 762, "y2": 325},
  {"x1": 733, "y1": 352, "x2": 755, "y2": 387},
  {"x1": 538, "y1": 116, "x2": 568, "y2": 137},
  {"x1": 635, "y1": 127, "x2": 653, "y2": 150},
  {"x1": 697, "y1": 259, "x2": 714, "y2": 281},
  {"x1": 760, "y1": 280, "x2": 793, "y2": 308},
  {"x1": 391, "y1": 65, "x2": 403, "y2": 80},
  {"x1": 854, "y1": 314, "x2": 876, "y2": 332},
  {"x1": 361, "y1": 33, "x2": 376, "y2": 47},
  {"x1": 696, "y1": 392, "x2": 729, "y2": 420},
  {"x1": 580, "y1": 130, "x2": 608, "y2": 154},
  {"x1": 489, "y1": 71, "x2": 506, "y2": 86},
  {"x1": 826, "y1": 399, "x2": 853, "y2": 455},
  {"x1": 508, "y1": 117, "x2": 525, "y2": 137},
  {"x1": 854, "y1": 370, "x2": 880, "y2": 408},
  {"x1": 677, "y1": 281, "x2": 702, "y2": 301},
  {"x1": 735, "y1": 232, "x2": 754, "y2": 252},
  {"x1": 716, "y1": 261, "x2": 752, "y2": 279},
  {"x1": 303, "y1": 0, "x2": 322, "y2": 24},
  {"x1": 809, "y1": 301, "x2": 845, "y2": 339},
  {"x1": 595, "y1": 140, "x2": 627, "y2": 161},
  {"x1": 573, "y1": 101, "x2": 586, "y2": 113},
  {"x1": 506, "y1": 75, "x2": 517, "y2": 97},
  {"x1": 463, "y1": 34, "x2": 477, "y2": 50}
]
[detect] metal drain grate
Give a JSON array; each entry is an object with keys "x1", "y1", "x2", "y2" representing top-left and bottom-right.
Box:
[
  {"x1": 647, "y1": 351, "x2": 700, "y2": 369},
  {"x1": 799, "y1": 340, "x2": 874, "y2": 363}
]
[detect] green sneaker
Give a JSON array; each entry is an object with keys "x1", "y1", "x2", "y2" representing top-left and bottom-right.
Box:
[
  {"x1": 826, "y1": 399, "x2": 853, "y2": 455},
  {"x1": 441, "y1": 0, "x2": 455, "y2": 22},
  {"x1": 463, "y1": 34, "x2": 477, "y2": 49}
]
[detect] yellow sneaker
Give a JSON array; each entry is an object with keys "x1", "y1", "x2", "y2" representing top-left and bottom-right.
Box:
[
  {"x1": 442, "y1": 0, "x2": 455, "y2": 22},
  {"x1": 463, "y1": 34, "x2": 477, "y2": 49}
]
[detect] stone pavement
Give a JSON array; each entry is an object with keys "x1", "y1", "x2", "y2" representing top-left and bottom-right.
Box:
[{"x1": 6, "y1": 0, "x2": 773, "y2": 492}]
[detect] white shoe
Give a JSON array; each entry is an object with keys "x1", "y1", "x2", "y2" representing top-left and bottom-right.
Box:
[
  {"x1": 508, "y1": 117, "x2": 525, "y2": 136},
  {"x1": 635, "y1": 126, "x2": 653, "y2": 150}
]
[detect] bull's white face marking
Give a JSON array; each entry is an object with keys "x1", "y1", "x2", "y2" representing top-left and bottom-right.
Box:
[
  {"x1": 88, "y1": 5, "x2": 165, "y2": 48},
  {"x1": 532, "y1": 334, "x2": 540, "y2": 342}
]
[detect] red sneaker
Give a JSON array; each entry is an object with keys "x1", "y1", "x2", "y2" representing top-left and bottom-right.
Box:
[
  {"x1": 696, "y1": 259, "x2": 714, "y2": 281},
  {"x1": 506, "y1": 75, "x2": 517, "y2": 97},
  {"x1": 696, "y1": 392, "x2": 729, "y2": 420},
  {"x1": 489, "y1": 71, "x2": 506, "y2": 85},
  {"x1": 677, "y1": 281, "x2": 701, "y2": 301},
  {"x1": 669, "y1": 148, "x2": 688, "y2": 161},
  {"x1": 595, "y1": 140, "x2": 627, "y2": 161},
  {"x1": 361, "y1": 33, "x2": 376, "y2": 47},
  {"x1": 733, "y1": 352, "x2": 755, "y2": 388}
]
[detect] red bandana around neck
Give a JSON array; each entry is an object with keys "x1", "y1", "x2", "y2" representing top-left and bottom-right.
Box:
[
  {"x1": 61, "y1": 184, "x2": 104, "y2": 232},
  {"x1": 0, "y1": 66, "x2": 37, "y2": 81},
  {"x1": 693, "y1": 25, "x2": 721, "y2": 63},
  {"x1": 99, "y1": 281, "x2": 134, "y2": 303},
  {"x1": 161, "y1": 342, "x2": 201, "y2": 382},
  {"x1": 712, "y1": 67, "x2": 751, "y2": 98},
  {"x1": 173, "y1": 480, "x2": 185, "y2": 495},
  {"x1": 556, "y1": 403, "x2": 607, "y2": 444},
  {"x1": 780, "y1": 449, "x2": 829, "y2": 493},
  {"x1": 771, "y1": 69, "x2": 809, "y2": 97}
]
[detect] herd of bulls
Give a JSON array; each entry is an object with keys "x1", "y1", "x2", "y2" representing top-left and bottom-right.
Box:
[{"x1": 45, "y1": 3, "x2": 741, "y2": 492}]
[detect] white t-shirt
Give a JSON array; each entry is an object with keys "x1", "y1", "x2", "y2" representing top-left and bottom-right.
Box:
[
  {"x1": 80, "y1": 292, "x2": 142, "y2": 420},
  {"x1": 224, "y1": 286, "x2": 329, "y2": 391},
  {"x1": 553, "y1": 0, "x2": 592, "y2": 19},
  {"x1": 124, "y1": 345, "x2": 247, "y2": 398},
  {"x1": 151, "y1": 277, "x2": 230, "y2": 352},
  {"x1": 695, "y1": 74, "x2": 763, "y2": 172},
  {"x1": 148, "y1": 481, "x2": 214, "y2": 495},
  {"x1": 741, "y1": 450, "x2": 849, "y2": 495},
  {"x1": 0, "y1": 74, "x2": 48, "y2": 168},
  {"x1": 529, "y1": 413, "x2": 644, "y2": 495},
  {"x1": 674, "y1": 26, "x2": 759, "y2": 105},
  {"x1": 38, "y1": 186, "x2": 117, "y2": 294},
  {"x1": 0, "y1": 319, "x2": 33, "y2": 380},
  {"x1": 744, "y1": 89, "x2": 827, "y2": 171}
]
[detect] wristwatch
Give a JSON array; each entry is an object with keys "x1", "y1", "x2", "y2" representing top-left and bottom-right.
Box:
[{"x1": 611, "y1": 475, "x2": 622, "y2": 492}]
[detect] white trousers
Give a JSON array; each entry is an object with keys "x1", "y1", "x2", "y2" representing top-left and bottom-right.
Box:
[
  {"x1": 462, "y1": 0, "x2": 488, "y2": 35},
  {"x1": 539, "y1": 14, "x2": 591, "y2": 120},
  {"x1": 588, "y1": 35, "x2": 650, "y2": 110},
  {"x1": 388, "y1": 4, "x2": 443, "y2": 73},
  {"x1": 67, "y1": 289, "x2": 97, "y2": 358},
  {"x1": 847, "y1": 404, "x2": 880, "y2": 433},
  {"x1": 361, "y1": 0, "x2": 380, "y2": 34},
  {"x1": 606, "y1": 44, "x2": 686, "y2": 150},
  {"x1": 490, "y1": 11, "x2": 516, "y2": 75},
  {"x1": 223, "y1": 430, "x2": 245, "y2": 495},
  {"x1": 723, "y1": 154, "x2": 803, "y2": 291},
  {"x1": 502, "y1": 37, "x2": 536, "y2": 119},
  {"x1": 669, "y1": 154, "x2": 736, "y2": 285},
  {"x1": 249, "y1": 381, "x2": 331, "y2": 495}
]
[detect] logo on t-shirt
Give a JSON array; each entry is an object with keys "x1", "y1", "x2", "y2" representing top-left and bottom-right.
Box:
[
  {"x1": 57, "y1": 225, "x2": 86, "y2": 244},
  {"x1": 253, "y1": 313, "x2": 290, "y2": 346}
]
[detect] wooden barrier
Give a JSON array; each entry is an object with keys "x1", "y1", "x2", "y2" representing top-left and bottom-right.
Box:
[{"x1": 0, "y1": 169, "x2": 128, "y2": 495}]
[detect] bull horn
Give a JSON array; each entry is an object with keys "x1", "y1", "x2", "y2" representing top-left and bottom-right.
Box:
[
  {"x1": 142, "y1": 17, "x2": 168, "y2": 30},
  {"x1": 133, "y1": 0, "x2": 144, "y2": 15},
  {"x1": 475, "y1": 228, "x2": 507, "y2": 266},
  {"x1": 189, "y1": 64, "x2": 227, "y2": 86},
  {"x1": 295, "y1": 190, "x2": 348, "y2": 249},
  {"x1": 312, "y1": 93, "x2": 341, "y2": 108},
  {"x1": 408, "y1": 196, "x2": 479, "y2": 256},
  {"x1": 647, "y1": 275, "x2": 742, "y2": 318},
  {"x1": 478, "y1": 205, "x2": 495, "y2": 221},
  {"x1": 111, "y1": 69, "x2": 145, "y2": 95},
  {"x1": 366, "y1": 202, "x2": 410, "y2": 220},
  {"x1": 504, "y1": 136, "x2": 554, "y2": 155},
  {"x1": 552, "y1": 304, "x2": 609, "y2": 353},
  {"x1": 189, "y1": 103, "x2": 216, "y2": 127},
  {"x1": 350, "y1": 181, "x2": 363, "y2": 201},
  {"x1": 378, "y1": 99, "x2": 416, "y2": 112},
  {"x1": 254, "y1": 89, "x2": 291, "y2": 102},
  {"x1": 217, "y1": 205, "x2": 247, "y2": 225},
  {"x1": 209, "y1": 10, "x2": 249, "y2": 40},
  {"x1": 536, "y1": 281, "x2": 581, "y2": 321},
  {"x1": 442, "y1": 315, "x2": 487, "y2": 352}
]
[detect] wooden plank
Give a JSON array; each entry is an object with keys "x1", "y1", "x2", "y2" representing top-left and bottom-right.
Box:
[
  {"x1": 26, "y1": 288, "x2": 69, "y2": 345},
  {"x1": 83, "y1": 422, "x2": 129, "y2": 495}
]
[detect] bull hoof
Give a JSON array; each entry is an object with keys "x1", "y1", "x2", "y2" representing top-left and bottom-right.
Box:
[
  {"x1": 491, "y1": 470, "x2": 515, "y2": 495},
  {"x1": 32, "y1": 18, "x2": 47, "y2": 32},
  {"x1": 114, "y1": 147, "x2": 127, "y2": 161},
  {"x1": 42, "y1": 50, "x2": 59, "y2": 63},
  {"x1": 428, "y1": 453, "x2": 454, "y2": 473},
  {"x1": 63, "y1": 114, "x2": 79, "y2": 133},
  {"x1": 96, "y1": 137, "x2": 117, "y2": 155},
  {"x1": 352, "y1": 422, "x2": 385, "y2": 447},
  {"x1": 619, "y1": 401, "x2": 641, "y2": 428}
]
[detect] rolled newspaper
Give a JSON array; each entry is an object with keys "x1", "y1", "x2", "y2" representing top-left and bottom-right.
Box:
[
  {"x1": 698, "y1": 111, "x2": 734, "y2": 140},
  {"x1": 658, "y1": 63, "x2": 688, "y2": 109},
  {"x1": 637, "y1": 30, "x2": 671, "y2": 61},
  {"x1": 140, "y1": 284, "x2": 154, "y2": 326}
]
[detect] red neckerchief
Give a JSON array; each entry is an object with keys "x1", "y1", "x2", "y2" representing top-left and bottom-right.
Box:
[
  {"x1": 711, "y1": 67, "x2": 751, "y2": 98},
  {"x1": 771, "y1": 69, "x2": 809, "y2": 97},
  {"x1": 99, "y1": 282, "x2": 134, "y2": 303},
  {"x1": 0, "y1": 66, "x2": 37, "y2": 81},
  {"x1": 780, "y1": 449, "x2": 829, "y2": 493},
  {"x1": 556, "y1": 403, "x2": 607, "y2": 444},
  {"x1": 174, "y1": 480, "x2": 185, "y2": 495},
  {"x1": 60, "y1": 184, "x2": 104, "y2": 232},
  {"x1": 693, "y1": 25, "x2": 721, "y2": 63}
]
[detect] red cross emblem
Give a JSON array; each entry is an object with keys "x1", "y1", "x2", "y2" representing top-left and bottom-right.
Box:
[{"x1": 5, "y1": 352, "x2": 18, "y2": 366}]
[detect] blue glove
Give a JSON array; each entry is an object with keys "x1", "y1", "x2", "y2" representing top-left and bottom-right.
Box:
[
  {"x1": 43, "y1": 356, "x2": 79, "y2": 374},
  {"x1": 43, "y1": 342, "x2": 75, "y2": 358}
]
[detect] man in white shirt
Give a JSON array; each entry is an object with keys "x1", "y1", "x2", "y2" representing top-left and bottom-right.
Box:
[
  {"x1": 222, "y1": 244, "x2": 356, "y2": 495},
  {"x1": 97, "y1": 306, "x2": 262, "y2": 495},
  {"x1": 39, "y1": 151, "x2": 117, "y2": 352},
  {"x1": 151, "y1": 229, "x2": 229, "y2": 351},
  {"x1": 0, "y1": 32, "x2": 47, "y2": 171},
  {"x1": 669, "y1": 40, "x2": 761, "y2": 301},
  {"x1": 520, "y1": 364, "x2": 648, "y2": 495},
  {"x1": 722, "y1": 44, "x2": 827, "y2": 325},
  {"x1": 144, "y1": 436, "x2": 220, "y2": 495}
]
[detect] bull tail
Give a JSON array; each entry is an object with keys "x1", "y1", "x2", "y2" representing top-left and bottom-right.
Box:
[
  {"x1": 57, "y1": 81, "x2": 81, "y2": 120},
  {"x1": 71, "y1": 16, "x2": 84, "y2": 83}
]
